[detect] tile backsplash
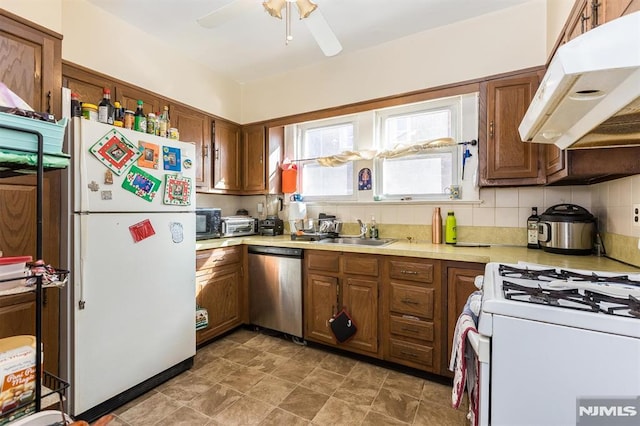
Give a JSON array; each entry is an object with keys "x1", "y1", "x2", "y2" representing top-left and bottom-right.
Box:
[
  {"x1": 300, "y1": 186, "x2": 593, "y2": 229},
  {"x1": 196, "y1": 175, "x2": 640, "y2": 266}
]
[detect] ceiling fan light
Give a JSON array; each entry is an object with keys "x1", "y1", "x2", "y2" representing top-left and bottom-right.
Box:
[
  {"x1": 295, "y1": 0, "x2": 317, "y2": 19},
  {"x1": 263, "y1": 0, "x2": 287, "y2": 19}
]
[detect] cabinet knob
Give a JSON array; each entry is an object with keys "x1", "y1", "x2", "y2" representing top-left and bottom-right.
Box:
[{"x1": 489, "y1": 121, "x2": 494, "y2": 138}]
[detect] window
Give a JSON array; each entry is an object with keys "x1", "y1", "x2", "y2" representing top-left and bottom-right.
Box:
[
  {"x1": 375, "y1": 96, "x2": 463, "y2": 199},
  {"x1": 296, "y1": 117, "x2": 356, "y2": 199}
]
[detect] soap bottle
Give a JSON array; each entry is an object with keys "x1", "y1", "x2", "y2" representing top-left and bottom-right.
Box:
[
  {"x1": 445, "y1": 211, "x2": 457, "y2": 244},
  {"x1": 369, "y1": 216, "x2": 378, "y2": 239},
  {"x1": 527, "y1": 207, "x2": 540, "y2": 249},
  {"x1": 432, "y1": 207, "x2": 442, "y2": 244}
]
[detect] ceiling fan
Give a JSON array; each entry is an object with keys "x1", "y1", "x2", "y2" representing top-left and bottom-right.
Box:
[{"x1": 197, "y1": 0, "x2": 343, "y2": 56}]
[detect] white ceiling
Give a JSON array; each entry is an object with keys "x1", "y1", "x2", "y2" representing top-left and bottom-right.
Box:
[{"x1": 87, "y1": 0, "x2": 532, "y2": 84}]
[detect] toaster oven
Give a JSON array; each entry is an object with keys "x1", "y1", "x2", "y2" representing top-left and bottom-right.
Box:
[{"x1": 221, "y1": 216, "x2": 258, "y2": 237}]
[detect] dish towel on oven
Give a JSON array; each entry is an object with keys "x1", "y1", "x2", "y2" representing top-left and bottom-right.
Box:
[{"x1": 449, "y1": 290, "x2": 482, "y2": 426}]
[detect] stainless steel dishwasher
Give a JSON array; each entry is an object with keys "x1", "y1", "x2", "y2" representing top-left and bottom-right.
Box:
[{"x1": 248, "y1": 245, "x2": 303, "y2": 338}]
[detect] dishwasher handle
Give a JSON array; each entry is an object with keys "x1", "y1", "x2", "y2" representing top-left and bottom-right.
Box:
[{"x1": 248, "y1": 245, "x2": 303, "y2": 258}]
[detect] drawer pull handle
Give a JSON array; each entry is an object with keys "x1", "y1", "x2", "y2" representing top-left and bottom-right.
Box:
[
  {"x1": 400, "y1": 351, "x2": 418, "y2": 358},
  {"x1": 401, "y1": 299, "x2": 419, "y2": 305},
  {"x1": 401, "y1": 327, "x2": 419, "y2": 333},
  {"x1": 400, "y1": 270, "x2": 418, "y2": 275}
]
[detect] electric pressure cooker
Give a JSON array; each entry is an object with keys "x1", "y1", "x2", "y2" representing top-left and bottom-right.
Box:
[{"x1": 538, "y1": 204, "x2": 596, "y2": 255}]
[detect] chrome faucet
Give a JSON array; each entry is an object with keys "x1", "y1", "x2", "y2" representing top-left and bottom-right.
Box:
[{"x1": 357, "y1": 219, "x2": 368, "y2": 238}]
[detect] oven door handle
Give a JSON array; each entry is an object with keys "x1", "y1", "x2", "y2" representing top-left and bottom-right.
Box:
[{"x1": 467, "y1": 330, "x2": 490, "y2": 364}]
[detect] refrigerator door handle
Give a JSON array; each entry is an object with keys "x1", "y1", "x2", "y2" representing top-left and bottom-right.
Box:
[{"x1": 78, "y1": 214, "x2": 87, "y2": 310}]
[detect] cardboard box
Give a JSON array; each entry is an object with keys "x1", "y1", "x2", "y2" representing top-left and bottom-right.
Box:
[{"x1": 0, "y1": 336, "x2": 39, "y2": 425}]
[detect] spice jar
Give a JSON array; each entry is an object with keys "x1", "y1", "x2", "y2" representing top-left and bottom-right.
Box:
[
  {"x1": 123, "y1": 110, "x2": 135, "y2": 130},
  {"x1": 81, "y1": 103, "x2": 98, "y2": 121},
  {"x1": 168, "y1": 128, "x2": 179, "y2": 140}
]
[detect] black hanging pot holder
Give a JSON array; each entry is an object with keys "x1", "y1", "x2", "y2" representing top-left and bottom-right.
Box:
[{"x1": 330, "y1": 308, "x2": 357, "y2": 343}]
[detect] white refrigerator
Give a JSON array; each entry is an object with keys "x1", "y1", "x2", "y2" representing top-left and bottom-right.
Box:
[{"x1": 63, "y1": 118, "x2": 196, "y2": 420}]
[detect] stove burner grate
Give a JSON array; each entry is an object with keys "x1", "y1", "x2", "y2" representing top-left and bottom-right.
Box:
[{"x1": 503, "y1": 280, "x2": 599, "y2": 312}]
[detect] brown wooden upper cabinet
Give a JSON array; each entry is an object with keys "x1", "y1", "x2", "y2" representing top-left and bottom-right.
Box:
[
  {"x1": 212, "y1": 119, "x2": 242, "y2": 191},
  {"x1": 242, "y1": 124, "x2": 266, "y2": 193},
  {"x1": 115, "y1": 86, "x2": 161, "y2": 114},
  {"x1": 171, "y1": 105, "x2": 211, "y2": 188},
  {"x1": 479, "y1": 70, "x2": 545, "y2": 186},
  {"x1": 1, "y1": 11, "x2": 62, "y2": 118},
  {"x1": 561, "y1": 0, "x2": 639, "y2": 45}
]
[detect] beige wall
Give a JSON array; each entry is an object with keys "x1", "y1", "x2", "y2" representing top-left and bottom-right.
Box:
[
  {"x1": 546, "y1": 0, "x2": 575, "y2": 56},
  {"x1": 240, "y1": 1, "x2": 548, "y2": 123},
  {"x1": 0, "y1": 0, "x2": 62, "y2": 33}
]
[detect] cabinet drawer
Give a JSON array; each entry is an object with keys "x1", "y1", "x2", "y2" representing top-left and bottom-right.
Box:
[
  {"x1": 343, "y1": 255, "x2": 379, "y2": 277},
  {"x1": 389, "y1": 282, "x2": 434, "y2": 318},
  {"x1": 307, "y1": 251, "x2": 340, "y2": 273},
  {"x1": 388, "y1": 338, "x2": 433, "y2": 367},
  {"x1": 196, "y1": 246, "x2": 242, "y2": 271},
  {"x1": 388, "y1": 260, "x2": 434, "y2": 283},
  {"x1": 389, "y1": 315, "x2": 433, "y2": 342}
]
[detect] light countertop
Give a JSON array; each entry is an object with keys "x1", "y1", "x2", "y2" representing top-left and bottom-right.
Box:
[{"x1": 196, "y1": 235, "x2": 639, "y2": 273}]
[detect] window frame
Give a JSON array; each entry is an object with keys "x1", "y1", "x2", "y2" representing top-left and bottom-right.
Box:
[
  {"x1": 373, "y1": 96, "x2": 462, "y2": 200},
  {"x1": 294, "y1": 115, "x2": 359, "y2": 201}
]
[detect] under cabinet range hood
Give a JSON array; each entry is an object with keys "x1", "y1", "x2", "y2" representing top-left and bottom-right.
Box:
[{"x1": 519, "y1": 11, "x2": 640, "y2": 150}]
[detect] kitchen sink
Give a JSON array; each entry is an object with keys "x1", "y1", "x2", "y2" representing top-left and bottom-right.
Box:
[{"x1": 317, "y1": 237, "x2": 396, "y2": 247}]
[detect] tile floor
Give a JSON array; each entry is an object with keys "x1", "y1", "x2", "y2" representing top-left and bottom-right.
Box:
[{"x1": 106, "y1": 328, "x2": 469, "y2": 425}]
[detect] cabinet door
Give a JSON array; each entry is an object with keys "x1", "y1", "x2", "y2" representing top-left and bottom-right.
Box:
[
  {"x1": 545, "y1": 144, "x2": 564, "y2": 176},
  {"x1": 480, "y1": 72, "x2": 544, "y2": 186},
  {"x1": 564, "y1": 0, "x2": 590, "y2": 42},
  {"x1": 213, "y1": 120, "x2": 241, "y2": 191},
  {"x1": 63, "y1": 67, "x2": 115, "y2": 110},
  {"x1": 196, "y1": 264, "x2": 241, "y2": 345},
  {"x1": 304, "y1": 273, "x2": 338, "y2": 345},
  {"x1": 0, "y1": 295, "x2": 35, "y2": 338},
  {"x1": 267, "y1": 127, "x2": 284, "y2": 194},
  {"x1": 0, "y1": 12, "x2": 62, "y2": 117},
  {"x1": 115, "y1": 85, "x2": 161, "y2": 114},
  {"x1": 342, "y1": 276, "x2": 378, "y2": 355},
  {"x1": 446, "y1": 266, "x2": 484, "y2": 366},
  {"x1": 242, "y1": 124, "x2": 266, "y2": 192},
  {"x1": 172, "y1": 105, "x2": 211, "y2": 188}
]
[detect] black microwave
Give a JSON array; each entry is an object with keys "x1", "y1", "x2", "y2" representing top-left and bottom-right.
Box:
[{"x1": 195, "y1": 208, "x2": 222, "y2": 240}]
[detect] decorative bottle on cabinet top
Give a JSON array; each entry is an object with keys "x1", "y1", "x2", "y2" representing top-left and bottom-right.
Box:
[
  {"x1": 445, "y1": 211, "x2": 457, "y2": 244},
  {"x1": 432, "y1": 207, "x2": 442, "y2": 244}
]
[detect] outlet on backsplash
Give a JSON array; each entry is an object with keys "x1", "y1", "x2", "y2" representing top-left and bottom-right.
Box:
[{"x1": 634, "y1": 204, "x2": 640, "y2": 227}]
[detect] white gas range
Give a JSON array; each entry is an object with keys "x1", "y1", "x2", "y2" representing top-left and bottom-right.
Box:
[{"x1": 471, "y1": 262, "x2": 640, "y2": 426}]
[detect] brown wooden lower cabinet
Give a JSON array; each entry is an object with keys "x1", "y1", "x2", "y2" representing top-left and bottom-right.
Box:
[
  {"x1": 382, "y1": 256, "x2": 441, "y2": 374},
  {"x1": 444, "y1": 262, "x2": 485, "y2": 376},
  {"x1": 303, "y1": 250, "x2": 381, "y2": 358},
  {"x1": 195, "y1": 246, "x2": 245, "y2": 346}
]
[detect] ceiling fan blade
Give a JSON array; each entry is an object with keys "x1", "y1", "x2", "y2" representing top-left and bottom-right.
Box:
[
  {"x1": 303, "y1": 10, "x2": 342, "y2": 57},
  {"x1": 197, "y1": 0, "x2": 253, "y2": 29}
]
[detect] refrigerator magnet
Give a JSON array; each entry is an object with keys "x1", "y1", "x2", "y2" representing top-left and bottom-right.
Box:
[
  {"x1": 163, "y1": 174, "x2": 192, "y2": 206},
  {"x1": 162, "y1": 146, "x2": 181, "y2": 172},
  {"x1": 89, "y1": 129, "x2": 142, "y2": 175},
  {"x1": 129, "y1": 219, "x2": 156, "y2": 243},
  {"x1": 138, "y1": 141, "x2": 160, "y2": 169},
  {"x1": 169, "y1": 222, "x2": 184, "y2": 243},
  {"x1": 121, "y1": 165, "x2": 162, "y2": 202}
]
